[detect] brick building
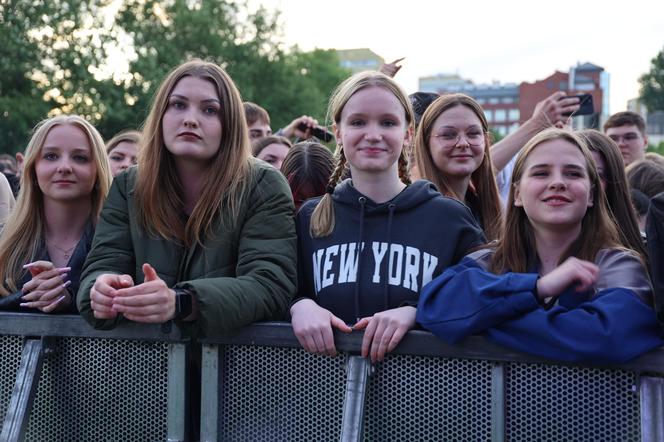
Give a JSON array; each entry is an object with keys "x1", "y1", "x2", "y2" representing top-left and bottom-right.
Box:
[{"x1": 419, "y1": 62, "x2": 609, "y2": 135}]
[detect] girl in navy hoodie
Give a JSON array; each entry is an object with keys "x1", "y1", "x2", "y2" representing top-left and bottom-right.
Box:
[
  {"x1": 291, "y1": 71, "x2": 485, "y2": 363},
  {"x1": 417, "y1": 128, "x2": 663, "y2": 363}
]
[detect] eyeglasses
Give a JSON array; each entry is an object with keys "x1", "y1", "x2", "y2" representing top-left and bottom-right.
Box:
[
  {"x1": 431, "y1": 130, "x2": 485, "y2": 148},
  {"x1": 608, "y1": 133, "x2": 641, "y2": 143}
]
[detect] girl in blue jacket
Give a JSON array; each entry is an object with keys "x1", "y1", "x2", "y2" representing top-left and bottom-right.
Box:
[
  {"x1": 417, "y1": 128, "x2": 664, "y2": 363},
  {"x1": 291, "y1": 72, "x2": 485, "y2": 363}
]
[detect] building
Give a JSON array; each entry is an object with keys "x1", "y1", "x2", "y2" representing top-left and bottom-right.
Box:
[
  {"x1": 336, "y1": 48, "x2": 384, "y2": 73},
  {"x1": 419, "y1": 62, "x2": 609, "y2": 136},
  {"x1": 628, "y1": 98, "x2": 664, "y2": 145}
]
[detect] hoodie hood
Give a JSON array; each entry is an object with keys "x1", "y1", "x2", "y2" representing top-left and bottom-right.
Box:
[{"x1": 331, "y1": 178, "x2": 442, "y2": 213}]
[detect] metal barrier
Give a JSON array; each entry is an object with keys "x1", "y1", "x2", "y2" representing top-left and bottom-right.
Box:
[
  {"x1": 0, "y1": 313, "x2": 188, "y2": 442},
  {"x1": 201, "y1": 323, "x2": 664, "y2": 442}
]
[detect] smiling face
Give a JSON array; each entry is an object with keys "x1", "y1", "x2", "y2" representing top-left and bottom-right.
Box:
[
  {"x1": 35, "y1": 124, "x2": 97, "y2": 205},
  {"x1": 514, "y1": 138, "x2": 593, "y2": 233},
  {"x1": 256, "y1": 142, "x2": 289, "y2": 169},
  {"x1": 428, "y1": 104, "x2": 486, "y2": 180},
  {"x1": 162, "y1": 76, "x2": 223, "y2": 165},
  {"x1": 108, "y1": 141, "x2": 138, "y2": 177},
  {"x1": 335, "y1": 86, "x2": 411, "y2": 177}
]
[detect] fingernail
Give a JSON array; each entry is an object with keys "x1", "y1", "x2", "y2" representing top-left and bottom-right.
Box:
[
  {"x1": 23, "y1": 263, "x2": 35, "y2": 268},
  {"x1": 62, "y1": 281, "x2": 72, "y2": 288},
  {"x1": 53, "y1": 296, "x2": 66, "y2": 305},
  {"x1": 58, "y1": 267, "x2": 72, "y2": 272},
  {"x1": 19, "y1": 303, "x2": 29, "y2": 307}
]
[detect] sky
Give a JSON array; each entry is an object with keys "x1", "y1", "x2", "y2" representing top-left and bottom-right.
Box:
[{"x1": 253, "y1": 0, "x2": 664, "y2": 114}]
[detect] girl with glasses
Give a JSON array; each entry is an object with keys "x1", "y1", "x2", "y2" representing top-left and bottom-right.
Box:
[{"x1": 414, "y1": 94, "x2": 503, "y2": 240}]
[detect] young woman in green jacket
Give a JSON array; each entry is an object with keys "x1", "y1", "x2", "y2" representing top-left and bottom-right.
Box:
[{"x1": 77, "y1": 60, "x2": 297, "y2": 337}]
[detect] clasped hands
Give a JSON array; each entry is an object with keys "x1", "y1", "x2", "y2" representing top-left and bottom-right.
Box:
[
  {"x1": 90, "y1": 263, "x2": 176, "y2": 323},
  {"x1": 290, "y1": 298, "x2": 416, "y2": 363}
]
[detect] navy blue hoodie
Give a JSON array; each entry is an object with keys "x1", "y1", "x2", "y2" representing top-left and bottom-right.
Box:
[{"x1": 296, "y1": 179, "x2": 485, "y2": 324}]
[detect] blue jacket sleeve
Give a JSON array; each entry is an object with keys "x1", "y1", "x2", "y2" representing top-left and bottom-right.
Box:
[
  {"x1": 417, "y1": 255, "x2": 664, "y2": 364},
  {"x1": 416, "y1": 257, "x2": 540, "y2": 343},
  {"x1": 485, "y1": 288, "x2": 664, "y2": 363}
]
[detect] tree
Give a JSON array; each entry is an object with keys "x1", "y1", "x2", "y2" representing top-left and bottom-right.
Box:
[
  {"x1": 639, "y1": 47, "x2": 664, "y2": 112},
  {"x1": 0, "y1": 0, "x2": 116, "y2": 154},
  {"x1": 0, "y1": 0, "x2": 351, "y2": 153}
]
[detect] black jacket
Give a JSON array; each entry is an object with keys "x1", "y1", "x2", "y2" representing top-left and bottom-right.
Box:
[{"x1": 296, "y1": 179, "x2": 485, "y2": 324}]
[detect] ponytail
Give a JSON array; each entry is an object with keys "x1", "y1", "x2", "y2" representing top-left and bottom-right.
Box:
[{"x1": 310, "y1": 149, "x2": 347, "y2": 238}]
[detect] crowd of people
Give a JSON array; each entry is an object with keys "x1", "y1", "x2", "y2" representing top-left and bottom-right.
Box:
[{"x1": 1, "y1": 58, "x2": 663, "y2": 370}]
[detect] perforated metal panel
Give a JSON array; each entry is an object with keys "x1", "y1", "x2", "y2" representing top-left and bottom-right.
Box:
[
  {"x1": 506, "y1": 362, "x2": 640, "y2": 442},
  {"x1": 219, "y1": 345, "x2": 347, "y2": 441},
  {"x1": 364, "y1": 356, "x2": 493, "y2": 441},
  {"x1": 0, "y1": 335, "x2": 23, "y2": 423},
  {"x1": 25, "y1": 337, "x2": 170, "y2": 442}
]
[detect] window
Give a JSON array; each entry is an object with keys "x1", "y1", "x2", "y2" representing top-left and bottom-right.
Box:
[
  {"x1": 501, "y1": 97, "x2": 514, "y2": 104},
  {"x1": 489, "y1": 97, "x2": 499, "y2": 104},
  {"x1": 494, "y1": 109, "x2": 506, "y2": 122},
  {"x1": 484, "y1": 109, "x2": 493, "y2": 122},
  {"x1": 508, "y1": 109, "x2": 520, "y2": 121}
]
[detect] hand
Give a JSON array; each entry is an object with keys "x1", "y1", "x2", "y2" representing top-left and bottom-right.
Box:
[
  {"x1": 353, "y1": 306, "x2": 416, "y2": 363},
  {"x1": 536, "y1": 257, "x2": 600, "y2": 300},
  {"x1": 531, "y1": 92, "x2": 580, "y2": 130},
  {"x1": 90, "y1": 273, "x2": 135, "y2": 319},
  {"x1": 111, "y1": 263, "x2": 176, "y2": 323},
  {"x1": 379, "y1": 57, "x2": 405, "y2": 78},
  {"x1": 290, "y1": 299, "x2": 352, "y2": 356},
  {"x1": 281, "y1": 115, "x2": 319, "y2": 139},
  {"x1": 20, "y1": 264, "x2": 72, "y2": 312}
]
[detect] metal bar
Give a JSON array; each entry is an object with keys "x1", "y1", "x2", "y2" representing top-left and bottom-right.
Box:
[
  {"x1": 640, "y1": 376, "x2": 664, "y2": 442},
  {"x1": 201, "y1": 322, "x2": 664, "y2": 374},
  {"x1": 0, "y1": 313, "x2": 184, "y2": 342},
  {"x1": 491, "y1": 362, "x2": 505, "y2": 442},
  {"x1": 199, "y1": 344, "x2": 219, "y2": 442},
  {"x1": 0, "y1": 338, "x2": 47, "y2": 442},
  {"x1": 167, "y1": 343, "x2": 188, "y2": 442},
  {"x1": 340, "y1": 356, "x2": 371, "y2": 442}
]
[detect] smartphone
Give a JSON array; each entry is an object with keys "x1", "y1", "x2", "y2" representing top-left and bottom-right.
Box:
[
  {"x1": 563, "y1": 94, "x2": 594, "y2": 117},
  {"x1": 297, "y1": 122, "x2": 334, "y2": 142}
]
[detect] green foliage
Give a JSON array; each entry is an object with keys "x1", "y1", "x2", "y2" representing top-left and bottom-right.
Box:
[
  {"x1": 639, "y1": 47, "x2": 664, "y2": 112},
  {"x1": 648, "y1": 141, "x2": 664, "y2": 157},
  {"x1": 0, "y1": 0, "x2": 351, "y2": 154}
]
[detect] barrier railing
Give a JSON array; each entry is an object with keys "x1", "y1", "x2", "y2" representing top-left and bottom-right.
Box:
[
  {"x1": 2, "y1": 316, "x2": 663, "y2": 441},
  {"x1": 201, "y1": 323, "x2": 664, "y2": 442},
  {"x1": 0, "y1": 313, "x2": 188, "y2": 442}
]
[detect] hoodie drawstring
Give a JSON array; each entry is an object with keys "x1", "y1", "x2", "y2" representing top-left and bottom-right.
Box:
[
  {"x1": 354, "y1": 197, "x2": 366, "y2": 322},
  {"x1": 383, "y1": 204, "x2": 396, "y2": 313}
]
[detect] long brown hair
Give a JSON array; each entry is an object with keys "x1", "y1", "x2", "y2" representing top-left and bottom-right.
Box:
[
  {"x1": 414, "y1": 93, "x2": 503, "y2": 240},
  {"x1": 491, "y1": 128, "x2": 623, "y2": 273},
  {"x1": 310, "y1": 71, "x2": 414, "y2": 238},
  {"x1": 0, "y1": 115, "x2": 112, "y2": 295},
  {"x1": 578, "y1": 129, "x2": 647, "y2": 262},
  {"x1": 135, "y1": 59, "x2": 251, "y2": 246}
]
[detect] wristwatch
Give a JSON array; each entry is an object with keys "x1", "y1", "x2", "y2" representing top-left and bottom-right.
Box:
[{"x1": 173, "y1": 287, "x2": 194, "y2": 320}]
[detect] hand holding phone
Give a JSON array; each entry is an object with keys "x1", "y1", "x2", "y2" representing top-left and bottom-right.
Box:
[
  {"x1": 562, "y1": 94, "x2": 594, "y2": 117},
  {"x1": 297, "y1": 122, "x2": 334, "y2": 142}
]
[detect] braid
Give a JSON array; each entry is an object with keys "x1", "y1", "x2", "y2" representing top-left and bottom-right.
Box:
[
  {"x1": 311, "y1": 148, "x2": 347, "y2": 238},
  {"x1": 398, "y1": 151, "x2": 411, "y2": 185}
]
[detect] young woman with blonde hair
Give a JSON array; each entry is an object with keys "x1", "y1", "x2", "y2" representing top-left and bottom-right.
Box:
[
  {"x1": 291, "y1": 72, "x2": 484, "y2": 363},
  {"x1": 414, "y1": 94, "x2": 503, "y2": 240},
  {"x1": 78, "y1": 60, "x2": 296, "y2": 336},
  {"x1": 106, "y1": 129, "x2": 141, "y2": 177},
  {"x1": 0, "y1": 115, "x2": 112, "y2": 312},
  {"x1": 418, "y1": 128, "x2": 663, "y2": 363}
]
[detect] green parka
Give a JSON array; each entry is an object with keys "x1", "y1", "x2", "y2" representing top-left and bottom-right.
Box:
[{"x1": 77, "y1": 160, "x2": 297, "y2": 337}]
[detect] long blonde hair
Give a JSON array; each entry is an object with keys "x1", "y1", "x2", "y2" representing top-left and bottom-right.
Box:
[
  {"x1": 414, "y1": 93, "x2": 503, "y2": 240},
  {"x1": 135, "y1": 59, "x2": 252, "y2": 246},
  {"x1": 310, "y1": 71, "x2": 414, "y2": 238},
  {"x1": 490, "y1": 128, "x2": 622, "y2": 273},
  {"x1": 0, "y1": 115, "x2": 112, "y2": 295}
]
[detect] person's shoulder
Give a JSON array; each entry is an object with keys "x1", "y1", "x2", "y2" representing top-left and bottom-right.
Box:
[
  {"x1": 464, "y1": 247, "x2": 495, "y2": 270},
  {"x1": 246, "y1": 158, "x2": 290, "y2": 195},
  {"x1": 595, "y1": 247, "x2": 643, "y2": 267}
]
